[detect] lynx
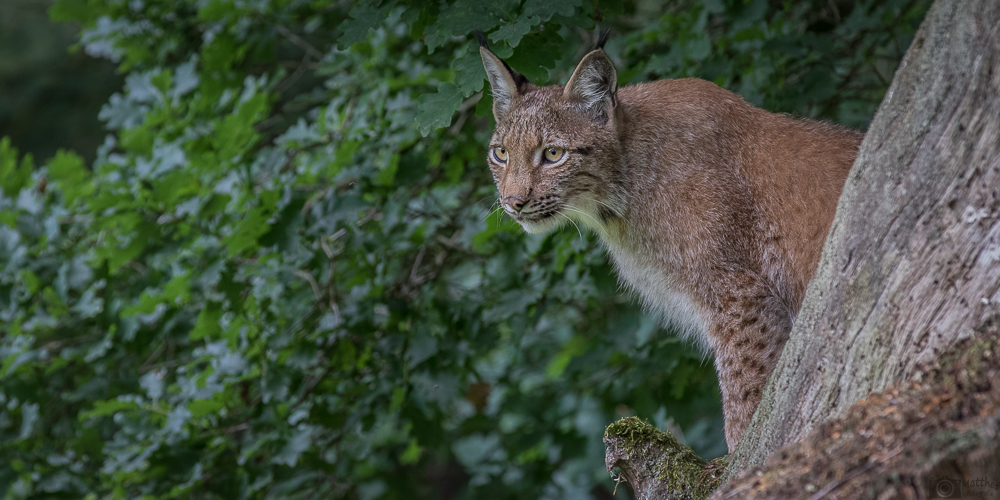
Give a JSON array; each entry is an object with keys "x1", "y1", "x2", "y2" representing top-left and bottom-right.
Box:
[{"x1": 477, "y1": 33, "x2": 863, "y2": 451}]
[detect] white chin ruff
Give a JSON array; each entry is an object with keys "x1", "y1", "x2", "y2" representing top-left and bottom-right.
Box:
[{"x1": 518, "y1": 216, "x2": 563, "y2": 234}]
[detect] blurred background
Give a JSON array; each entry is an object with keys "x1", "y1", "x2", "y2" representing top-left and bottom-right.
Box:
[{"x1": 0, "y1": 0, "x2": 120, "y2": 165}]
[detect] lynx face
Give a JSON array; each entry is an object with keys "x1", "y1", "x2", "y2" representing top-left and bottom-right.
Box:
[
  {"x1": 485, "y1": 87, "x2": 621, "y2": 234},
  {"x1": 479, "y1": 38, "x2": 623, "y2": 235}
]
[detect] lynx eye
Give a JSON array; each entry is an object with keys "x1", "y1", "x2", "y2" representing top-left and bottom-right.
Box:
[
  {"x1": 492, "y1": 147, "x2": 508, "y2": 163},
  {"x1": 543, "y1": 147, "x2": 565, "y2": 163}
]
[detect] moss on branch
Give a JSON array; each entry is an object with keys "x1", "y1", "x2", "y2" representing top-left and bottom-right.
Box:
[{"x1": 604, "y1": 416, "x2": 727, "y2": 500}]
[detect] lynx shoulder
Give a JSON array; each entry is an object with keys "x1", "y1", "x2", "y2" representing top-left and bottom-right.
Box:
[{"x1": 478, "y1": 35, "x2": 862, "y2": 451}]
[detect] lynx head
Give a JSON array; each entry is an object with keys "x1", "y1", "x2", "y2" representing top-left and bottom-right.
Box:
[{"x1": 478, "y1": 33, "x2": 624, "y2": 235}]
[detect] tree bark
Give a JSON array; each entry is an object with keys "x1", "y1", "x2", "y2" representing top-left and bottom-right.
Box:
[
  {"x1": 731, "y1": 0, "x2": 1000, "y2": 472},
  {"x1": 606, "y1": 0, "x2": 1000, "y2": 496},
  {"x1": 713, "y1": 336, "x2": 1000, "y2": 499}
]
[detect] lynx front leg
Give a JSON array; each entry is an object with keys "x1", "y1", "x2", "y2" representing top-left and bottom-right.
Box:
[{"x1": 703, "y1": 272, "x2": 794, "y2": 451}]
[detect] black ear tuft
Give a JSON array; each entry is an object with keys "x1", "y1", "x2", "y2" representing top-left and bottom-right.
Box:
[
  {"x1": 474, "y1": 29, "x2": 488, "y2": 49},
  {"x1": 473, "y1": 30, "x2": 529, "y2": 87},
  {"x1": 596, "y1": 28, "x2": 611, "y2": 50}
]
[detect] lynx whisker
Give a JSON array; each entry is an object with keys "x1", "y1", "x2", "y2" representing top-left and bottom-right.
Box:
[
  {"x1": 473, "y1": 196, "x2": 500, "y2": 216},
  {"x1": 562, "y1": 204, "x2": 609, "y2": 238},
  {"x1": 594, "y1": 199, "x2": 624, "y2": 218},
  {"x1": 557, "y1": 212, "x2": 584, "y2": 241},
  {"x1": 484, "y1": 204, "x2": 503, "y2": 228},
  {"x1": 483, "y1": 202, "x2": 501, "y2": 218}
]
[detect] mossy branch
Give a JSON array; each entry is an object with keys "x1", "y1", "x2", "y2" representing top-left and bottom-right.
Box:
[{"x1": 604, "y1": 417, "x2": 727, "y2": 500}]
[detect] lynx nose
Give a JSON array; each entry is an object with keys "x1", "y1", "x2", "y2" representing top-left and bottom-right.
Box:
[{"x1": 503, "y1": 196, "x2": 526, "y2": 214}]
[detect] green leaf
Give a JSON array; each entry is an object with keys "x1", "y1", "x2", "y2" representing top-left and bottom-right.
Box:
[
  {"x1": 42, "y1": 287, "x2": 70, "y2": 318},
  {"x1": 545, "y1": 336, "x2": 588, "y2": 378},
  {"x1": 103, "y1": 222, "x2": 154, "y2": 275},
  {"x1": 20, "y1": 270, "x2": 41, "y2": 294},
  {"x1": 488, "y1": 15, "x2": 540, "y2": 48},
  {"x1": 191, "y1": 304, "x2": 223, "y2": 341},
  {"x1": 163, "y1": 272, "x2": 191, "y2": 304},
  {"x1": 48, "y1": 149, "x2": 92, "y2": 204},
  {"x1": 213, "y1": 92, "x2": 268, "y2": 163},
  {"x1": 197, "y1": 0, "x2": 234, "y2": 21},
  {"x1": 506, "y1": 31, "x2": 564, "y2": 83},
  {"x1": 415, "y1": 82, "x2": 464, "y2": 136},
  {"x1": 121, "y1": 291, "x2": 161, "y2": 317},
  {"x1": 476, "y1": 91, "x2": 493, "y2": 118},
  {"x1": 188, "y1": 398, "x2": 224, "y2": 418},
  {"x1": 523, "y1": 0, "x2": 582, "y2": 20},
  {"x1": 80, "y1": 399, "x2": 143, "y2": 421},
  {"x1": 0, "y1": 137, "x2": 33, "y2": 198},
  {"x1": 153, "y1": 171, "x2": 199, "y2": 208},
  {"x1": 49, "y1": 0, "x2": 102, "y2": 24},
  {"x1": 374, "y1": 153, "x2": 400, "y2": 186},
  {"x1": 400, "y1": 438, "x2": 422, "y2": 465},
  {"x1": 423, "y1": 0, "x2": 517, "y2": 51},
  {"x1": 224, "y1": 207, "x2": 270, "y2": 257},
  {"x1": 453, "y1": 50, "x2": 487, "y2": 96},
  {"x1": 596, "y1": 0, "x2": 626, "y2": 17},
  {"x1": 337, "y1": 1, "x2": 394, "y2": 50},
  {"x1": 687, "y1": 35, "x2": 712, "y2": 61},
  {"x1": 329, "y1": 140, "x2": 360, "y2": 177}
]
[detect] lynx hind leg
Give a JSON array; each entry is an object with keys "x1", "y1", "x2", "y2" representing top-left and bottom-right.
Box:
[{"x1": 706, "y1": 275, "x2": 793, "y2": 451}]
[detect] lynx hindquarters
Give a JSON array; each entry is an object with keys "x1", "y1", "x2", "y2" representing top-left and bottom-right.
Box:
[{"x1": 479, "y1": 36, "x2": 862, "y2": 451}]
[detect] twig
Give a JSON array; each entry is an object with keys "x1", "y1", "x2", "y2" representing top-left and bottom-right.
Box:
[
  {"x1": 277, "y1": 26, "x2": 325, "y2": 60},
  {"x1": 436, "y1": 232, "x2": 462, "y2": 249},
  {"x1": 448, "y1": 92, "x2": 482, "y2": 135},
  {"x1": 140, "y1": 341, "x2": 167, "y2": 372},
  {"x1": 409, "y1": 247, "x2": 426, "y2": 285},
  {"x1": 275, "y1": 52, "x2": 313, "y2": 94},
  {"x1": 140, "y1": 358, "x2": 189, "y2": 373},
  {"x1": 337, "y1": 97, "x2": 358, "y2": 136},
  {"x1": 293, "y1": 269, "x2": 322, "y2": 300},
  {"x1": 356, "y1": 208, "x2": 381, "y2": 226},
  {"x1": 254, "y1": 114, "x2": 284, "y2": 133},
  {"x1": 38, "y1": 333, "x2": 101, "y2": 351},
  {"x1": 290, "y1": 365, "x2": 334, "y2": 410},
  {"x1": 321, "y1": 229, "x2": 347, "y2": 259},
  {"x1": 197, "y1": 422, "x2": 249, "y2": 439},
  {"x1": 321, "y1": 229, "x2": 346, "y2": 324}
]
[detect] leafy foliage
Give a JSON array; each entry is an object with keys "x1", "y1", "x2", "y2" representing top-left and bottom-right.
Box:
[{"x1": 0, "y1": 0, "x2": 927, "y2": 498}]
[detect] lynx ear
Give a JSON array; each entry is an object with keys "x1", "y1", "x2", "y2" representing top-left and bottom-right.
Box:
[
  {"x1": 564, "y1": 49, "x2": 618, "y2": 124},
  {"x1": 476, "y1": 32, "x2": 528, "y2": 122}
]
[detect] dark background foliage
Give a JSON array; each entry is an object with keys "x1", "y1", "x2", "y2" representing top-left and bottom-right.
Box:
[
  {"x1": 0, "y1": 0, "x2": 122, "y2": 163},
  {"x1": 0, "y1": 0, "x2": 928, "y2": 498}
]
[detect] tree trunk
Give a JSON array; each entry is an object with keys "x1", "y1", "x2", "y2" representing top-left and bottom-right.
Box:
[{"x1": 606, "y1": 0, "x2": 1000, "y2": 496}]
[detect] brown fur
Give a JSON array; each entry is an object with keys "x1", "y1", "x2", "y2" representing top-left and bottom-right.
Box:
[{"x1": 480, "y1": 44, "x2": 862, "y2": 451}]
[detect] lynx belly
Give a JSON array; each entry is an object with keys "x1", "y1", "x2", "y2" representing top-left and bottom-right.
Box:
[{"x1": 603, "y1": 242, "x2": 710, "y2": 353}]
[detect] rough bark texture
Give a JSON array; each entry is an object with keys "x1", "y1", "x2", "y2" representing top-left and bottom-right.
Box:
[
  {"x1": 730, "y1": 0, "x2": 1000, "y2": 474},
  {"x1": 606, "y1": 0, "x2": 1000, "y2": 496},
  {"x1": 713, "y1": 336, "x2": 1000, "y2": 499}
]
